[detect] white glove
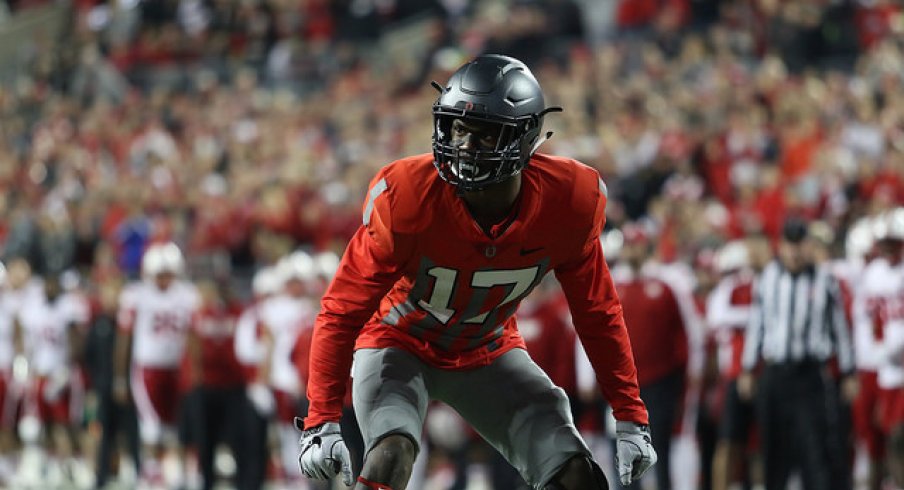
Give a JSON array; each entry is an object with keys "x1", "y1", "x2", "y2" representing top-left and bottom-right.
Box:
[
  {"x1": 296, "y1": 419, "x2": 353, "y2": 486},
  {"x1": 11, "y1": 355, "x2": 30, "y2": 393},
  {"x1": 43, "y1": 369, "x2": 69, "y2": 402},
  {"x1": 246, "y1": 383, "x2": 275, "y2": 416},
  {"x1": 615, "y1": 421, "x2": 657, "y2": 486}
]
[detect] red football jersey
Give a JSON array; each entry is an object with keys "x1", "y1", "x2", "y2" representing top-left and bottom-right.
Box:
[
  {"x1": 519, "y1": 291, "x2": 577, "y2": 396},
  {"x1": 305, "y1": 153, "x2": 647, "y2": 428},
  {"x1": 615, "y1": 274, "x2": 689, "y2": 386},
  {"x1": 725, "y1": 281, "x2": 753, "y2": 380},
  {"x1": 195, "y1": 306, "x2": 245, "y2": 388}
]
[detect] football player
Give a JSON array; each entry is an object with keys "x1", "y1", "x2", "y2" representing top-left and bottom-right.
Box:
[
  {"x1": 708, "y1": 239, "x2": 759, "y2": 490},
  {"x1": 0, "y1": 261, "x2": 14, "y2": 484},
  {"x1": 16, "y1": 273, "x2": 90, "y2": 485},
  {"x1": 1, "y1": 259, "x2": 42, "y2": 485},
  {"x1": 114, "y1": 242, "x2": 201, "y2": 487},
  {"x1": 258, "y1": 251, "x2": 319, "y2": 484},
  {"x1": 298, "y1": 55, "x2": 656, "y2": 490},
  {"x1": 856, "y1": 210, "x2": 904, "y2": 489}
]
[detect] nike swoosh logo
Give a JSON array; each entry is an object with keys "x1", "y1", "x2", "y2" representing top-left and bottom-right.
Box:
[{"x1": 519, "y1": 246, "x2": 543, "y2": 256}]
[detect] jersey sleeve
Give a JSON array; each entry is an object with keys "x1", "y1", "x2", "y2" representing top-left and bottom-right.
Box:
[
  {"x1": 707, "y1": 278, "x2": 751, "y2": 329},
  {"x1": 304, "y1": 172, "x2": 412, "y2": 429},
  {"x1": 852, "y1": 280, "x2": 881, "y2": 371},
  {"x1": 234, "y1": 307, "x2": 264, "y2": 365},
  {"x1": 554, "y1": 175, "x2": 648, "y2": 425}
]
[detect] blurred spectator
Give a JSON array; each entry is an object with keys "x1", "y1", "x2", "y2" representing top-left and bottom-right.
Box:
[
  {"x1": 184, "y1": 279, "x2": 245, "y2": 490},
  {"x1": 609, "y1": 223, "x2": 689, "y2": 490}
]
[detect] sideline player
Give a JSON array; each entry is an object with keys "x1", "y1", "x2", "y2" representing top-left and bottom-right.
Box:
[{"x1": 114, "y1": 242, "x2": 200, "y2": 486}]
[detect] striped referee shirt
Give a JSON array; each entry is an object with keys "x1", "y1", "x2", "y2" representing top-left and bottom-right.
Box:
[{"x1": 741, "y1": 260, "x2": 855, "y2": 373}]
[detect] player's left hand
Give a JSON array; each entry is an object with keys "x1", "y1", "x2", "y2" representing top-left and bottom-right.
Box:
[
  {"x1": 42, "y1": 368, "x2": 69, "y2": 402},
  {"x1": 246, "y1": 382, "x2": 275, "y2": 416},
  {"x1": 296, "y1": 418, "x2": 353, "y2": 486},
  {"x1": 615, "y1": 421, "x2": 657, "y2": 486},
  {"x1": 840, "y1": 374, "x2": 860, "y2": 404}
]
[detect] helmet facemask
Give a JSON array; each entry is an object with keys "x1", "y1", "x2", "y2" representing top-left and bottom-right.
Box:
[{"x1": 432, "y1": 111, "x2": 535, "y2": 191}]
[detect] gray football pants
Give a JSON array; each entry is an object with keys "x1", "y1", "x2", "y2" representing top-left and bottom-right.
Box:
[{"x1": 352, "y1": 347, "x2": 592, "y2": 489}]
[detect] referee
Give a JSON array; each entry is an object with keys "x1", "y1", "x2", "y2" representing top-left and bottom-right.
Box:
[{"x1": 737, "y1": 217, "x2": 857, "y2": 490}]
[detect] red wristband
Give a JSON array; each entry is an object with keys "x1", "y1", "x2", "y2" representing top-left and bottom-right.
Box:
[{"x1": 357, "y1": 476, "x2": 394, "y2": 490}]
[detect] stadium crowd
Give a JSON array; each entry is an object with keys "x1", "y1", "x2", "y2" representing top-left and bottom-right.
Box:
[{"x1": 1, "y1": 0, "x2": 904, "y2": 488}]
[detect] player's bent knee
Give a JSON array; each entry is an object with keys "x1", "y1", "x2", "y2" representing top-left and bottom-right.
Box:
[
  {"x1": 367, "y1": 433, "x2": 417, "y2": 467},
  {"x1": 360, "y1": 433, "x2": 417, "y2": 487},
  {"x1": 546, "y1": 455, "x2": 609, "y2": 490}
]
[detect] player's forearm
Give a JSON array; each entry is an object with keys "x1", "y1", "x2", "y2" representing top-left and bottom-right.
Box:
[
  {"x1": 303, "y1": 228, "x2": 398, "y2": 428},
  {"x1": 557, "y1": 244, "x2": 648, "y2": 422},
  {"x1": 187, "y1": 330, "x2": 203, "y2": 387},
  {"x1": 575, "y1": 317, "x2": 649, "y2": 425},
  {"x1": 257, "y1": 328, "x2": 273, "y2": 384},
  {"x1": 12, "y1": 320, "x2": 23, "y2": 355},
  {"x1": 69, "y1": 323, "x2": 87, "y2": 364},
  {"x1": 708, "y1": 304, "x2": 751, "y2": 330},
  {"x1": 304, "y1": 316, "x2": 359, "y2": 428},
  {"x1": 740, "y1": 305, "x2": 764, "y2": 371},
  {"x1": 113, "y1": 331, "x2": 131, "y2": 382}
]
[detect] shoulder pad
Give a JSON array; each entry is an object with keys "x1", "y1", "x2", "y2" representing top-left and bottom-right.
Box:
[
  {"x1": 362, "y1": 154, "x2": 439, "y2": 238},
  {"x1": 566, "y1": 158, "x2": 608, "y2": 238}
]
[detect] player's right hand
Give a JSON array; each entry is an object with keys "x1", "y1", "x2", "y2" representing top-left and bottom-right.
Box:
[
  {"x1": 615, "y1": 421, "x2": 657, "y2": 486},
  {"x1": 296, "y1": 418, "x2": 353, "y2": 486},
  {"x1": 246, "y1": 382, "x2": 275, "y2": 416},
  {"x1": 112, "y1": 377, "x2": 129, "y2": 404},
  {"x1": 42, "y1": 368, "x2": 69, "y2": 402},
  {"x1": 737, "y1": 371, "x2": 755, "y2": 401}
]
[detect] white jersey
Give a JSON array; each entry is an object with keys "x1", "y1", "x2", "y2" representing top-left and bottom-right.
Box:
[
  {"x1": 0, "y1": 291, "x2": 18, "y2": 370},
  {"x1": 706, "y1": 271, "x2": 755, "y2": 376},
  {"x1": 857, "y1": 258, "x2": 904, "y2": 387},
  {"x1": 0, "y1": 281, "x2": 44, "y2": 370},
  {"x1": 258, "y1": 293, "x2": 316, "y2": 394},
  {"x1": 119, "y1": 280, "x2": 201, "y2": 368},
  {"x1": 853, "y1": 258, "x2": 899, "y2": 374},
  {"x1": 18, "y1": 291, "x2": 89, "y2": 376},
  {"x1": 234, "y1": 304, "x2": 265, "y2": 367},
  {"x1": 707, "y1": 273, "x2": 754, "y2": 330}
]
